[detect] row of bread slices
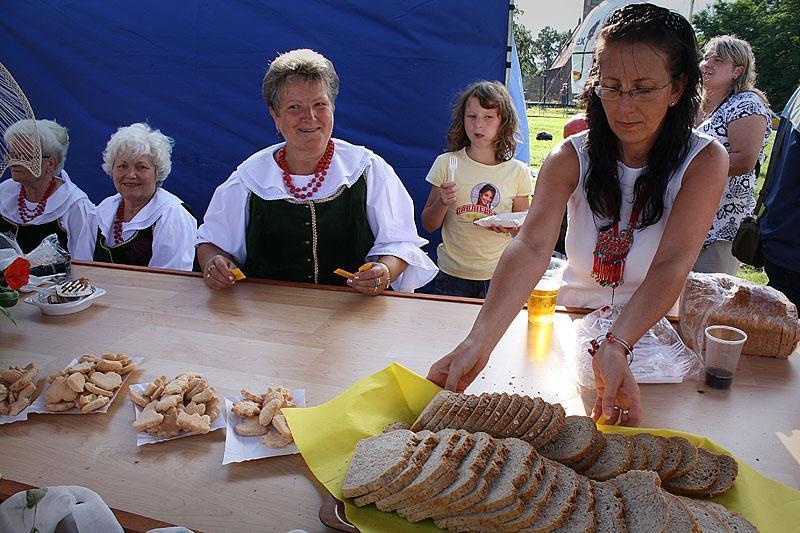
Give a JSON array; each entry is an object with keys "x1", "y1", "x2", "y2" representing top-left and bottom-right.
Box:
[
  {"x1": 342, "y1": 429, "x2": 756, "y2": 532},
  {"x1": 412, "y1": 391, "x2": 737, "y2": 498}
]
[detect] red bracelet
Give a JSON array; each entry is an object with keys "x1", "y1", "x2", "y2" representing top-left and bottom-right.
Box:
[{"x1": 588, "y1": 332, "x2": 634, "y2": 365}]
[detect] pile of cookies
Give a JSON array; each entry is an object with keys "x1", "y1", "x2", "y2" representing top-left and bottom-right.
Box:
[
  {"x1": 0, "y1": 363, "x2": 39, "y2": 416},
  {"x1": 231, "y1": 386, "x2": 295, "y2": 448},
  {"x1": 44, "y1": 354, "x2": 136, "y2": 413},
  {"x1": 130, "y1": 373, "x2": 220, "y2": 437}
]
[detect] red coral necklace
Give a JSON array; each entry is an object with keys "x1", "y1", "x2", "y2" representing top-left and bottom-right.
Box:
[
  {"x1": 113, "y1": 199, "x2": 125, "y2": 244},
  {"x1": 17, "y1": 177, "x2": 58, "y2": 223},
  {"x1": 277, "y1": 140, "x2": 334, "y2": 200}
]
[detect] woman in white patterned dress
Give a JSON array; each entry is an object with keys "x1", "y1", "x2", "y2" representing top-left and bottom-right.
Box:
[{"x1": 694, "y1": 35, "x2": 772, "y2": 274}]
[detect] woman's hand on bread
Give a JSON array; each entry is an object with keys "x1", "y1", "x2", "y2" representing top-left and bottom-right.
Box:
[
  {"x1": 427, "y1": 340, "x2": 489, "y2": 392},
  {"x1": 591, "y1": 343, "x2": 642, "y2": 427},
  {"x1": 203, "y1": 255, "x2": 237, "y2": 290}
]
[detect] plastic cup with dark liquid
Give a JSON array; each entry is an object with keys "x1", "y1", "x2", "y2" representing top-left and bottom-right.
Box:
[{"x1": 703, "y1": 325, "x2": 747, "y2": 390}]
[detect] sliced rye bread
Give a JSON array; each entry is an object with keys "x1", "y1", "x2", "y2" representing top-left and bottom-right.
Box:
[
  {"x1": 626, "y1": 436, "x2": 649, "y2": 471},
  {"x1": 515, "y1": 396, "x2": 547, "y2": 437},
  {"x1": 656, "y1": 436, "x2": 682, "y2": 480},
  {"x1": 552, "y1": 478, "x2": 596, "y2": 533},
  {"x1": 522, "y1": 402, "x2": 554, "y2": 444},
  {"x1": 428, "y1": 442, "x2": 510, "y2": 520},
  {"x1": 434, "y1": 439, "x2": 538, "y2": 529},
  {"x1": 484, "y1": 392, "x2": 514, "y2": 434},
  {"x1": 631, "y1": 432, "x2": 665, "y2": 472},
  {"x1": 706, "y1": 453, "x2": 738, "y2": 498},
  {"x1": 410, "y1": 390, "x2": 451, "y2": 431},
  {"x1": 497, "y1": 457, "x2": 559, "y2": 531},
  {"x1": 341, "y1": 430, "x2": 421, "y2": 498},
  {"x1": 500, "y1": 393, "x2": 532, "y2": 437},
  {"x1": 680, "y1": 496, "x2": 732, "y2": 532},
  {"x1": 700, "y1": 500, "x2": 758, "y2": 533},
  {"x1": 434, "y1": 394, "x2": 467, "y2": 431},
  {"x1": 568, "y1": 430, "x2": 607, "y2": 473},
  {"x1": 538, "y1": 415, "x2": 596, "y2": 462},
  {"x1": 582, "y1": 433, "x2": 633, "y2": 481},
  {"x1": 662, "y1": 447, "x2": 720, "y2": 497},
  {"x1": 353, "y1": 430, "x2": 439, "y2": 506},
  {"x1": 518, "y1": 462, "x2": 581, "y2": 532},
  {"x1": 612, "y1": 470, "x2": 669, "y2": 532},
  {"x1": 468, "y1": 393, "x2": 502, "y2": 432},
  {"x1": 530, "y1": 403, "x2": 567, "y2": 449},
  {"x1": 474, "y1": 392, "x2": 506, "y2": 433},
  {"x1": 669, "y1": 436, "x2": 699, "y2": 479},
  {"x1": 463, "y1": 393, "x2": 493, "y2": 432},
  {"x1": 374, "y1": 428, "x2": 462, "y2": 510},
  {"x1": 398, "y1": 432, "x2": 495, "y2": 521},
  {"x1": 426, "y1": 393, "x2": 461, "y2": 431},
  {"x1": 491, "y1": 393, "x2": 523, "y2": 435},
  {"x1": 449, "y1": 393, "x2": 481, "y2": 430},
  {"x1": 589, "y1": 480, "x2": 626, "y2": 532},
  {"x1": 663, "y1": 493, "x2": 698, "y2": 532}
]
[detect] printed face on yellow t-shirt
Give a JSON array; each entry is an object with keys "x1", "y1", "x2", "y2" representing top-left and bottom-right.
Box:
[{"x1": 454, "y1": 182, "x2": 500, "y2": 223}]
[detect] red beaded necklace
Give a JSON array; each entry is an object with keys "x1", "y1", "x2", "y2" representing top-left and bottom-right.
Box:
[
  {"x1": 17, "y1": 177, "x2": 58, "y2": 223},
  {"x1": 276, "y1": 140, "x2": 334, "y2": 200},
  {"x1": 591, "y1": 203, "x2": 642, "y2": 290},
  {"x1": 113, "y1": 199, "x2": 125, "y2": 244}
]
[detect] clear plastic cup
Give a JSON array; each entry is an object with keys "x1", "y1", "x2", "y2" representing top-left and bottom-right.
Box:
[
  {"x1": 527, "y1": 257, "x2": 566, "y2": 324},
  {"x1": 703, "y1": 325, "x2": 748, "y2": 389}
]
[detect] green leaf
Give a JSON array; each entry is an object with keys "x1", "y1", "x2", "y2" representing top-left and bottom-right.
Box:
[
  {"x1": 25, "y1": 488, "x2": 47, "y2": 509},
  {"x1": 1, "y1": 307, "x2": 16, "y2": 325}
]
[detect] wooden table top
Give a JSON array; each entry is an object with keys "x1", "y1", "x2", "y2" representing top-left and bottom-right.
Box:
[{"x1": 1, "y1": 262, "x2": 798, "y2": 532}]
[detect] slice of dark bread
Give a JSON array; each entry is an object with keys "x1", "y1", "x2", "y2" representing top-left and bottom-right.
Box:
[
  {"x1": 522, "y1": 402, "x2": 554, "y2": 443},
  {"x1": 353, "y1": 430, "x2": 439, "y2": 506},
  {"x1": 491, "y1": 393, "x2": 523, "y2": 436},
  {"x1": 401, "y1": 430, "x2": 475, "y2": 506},
  {"x1": 669, "y1": 436, "x2": 699, "y2": 479},
  {"x1": 701, "y1": 500, "x2": 758, "y2": 533},
  {"x1": 470, "y1": 392, "x2": 502, "y2": 432},
  {"x1": 680, "y1": 496, "x2": 731, "y2": 532},
  {"x1": 450, "y1": 393, "x2": 480, "y2": 430},
  {"x1": 550, "y1": 478, "x2": 595, "y2": 533},
  {"x1": 401, "y1": 432, "x2": 496, "y2": 522},
  {"x1": 656, "y1": 436, "x2": 682, "y2": 480},
  {"x1": 521, "y1": 462, "x2": 581, "y2": 531},
  {"x1": 341, "y1": 429, "x2": 420, "y2": 498},
  {"x1": 631, "y1": 432, "x2": 665, "y2": 472},
  {"x1": 582, "y1": 433, "x2": 633, "y2": 481},
  {"x1": 538, "y1": 415, "x2": 596, "y2": 462},
  {"x1": 434, "y1": 394, "x2": 467, "y2": 431},
  {"x1": 410, "y1": 390, "x2": 450, "y2": 431},
  {"x1": 530, "y1": 403, "x2": 567, "y2": 449},
  {"x1": 568, "y1": 430, "x2": 607, "y2": 473},
  {"x1": 662, "y1": 447, "x2": 720, "y2": 497},
  {"x1": 706, "y1": 453, "x2": 738, "y2": 497},
  {"x1": 497, "y1": 456, "x2": 559, "y2": 531},
  {"x1": 515, "y1": 396, "x2": 546, "y2": 437},
  {"x1": 463, "y1": 392, "x2": 493, "y2": 432},
  {"x1": 484, "y1": 392, "x2": 513, "y2": 433},
  {"x1": 663, "y1": 493, "x2": 698, "y2": 532},
  {"x1": 612, "y1": 470, "x2": 669, "y2": 532},
  {"x1": 590, "y1": 480, "x2": 626, "y2": 532},
  {"x1": 627, "y1": 437, "x2": 649, "y2": 471},
  {"x1": 426, "y1": 393, "x2": 460, "y2": 431},
  {"x1": 500, "y1": 393, "x2": 532, "y2": 437}
]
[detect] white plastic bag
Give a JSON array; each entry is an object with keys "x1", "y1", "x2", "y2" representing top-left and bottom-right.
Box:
[{"x1": 575, "y1": 304, "x2": 702, "y2": 387}]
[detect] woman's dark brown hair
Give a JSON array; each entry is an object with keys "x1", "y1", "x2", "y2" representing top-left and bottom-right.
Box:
[{"x1": 448, "y1": 81, "x2": 518, "y2": 162}]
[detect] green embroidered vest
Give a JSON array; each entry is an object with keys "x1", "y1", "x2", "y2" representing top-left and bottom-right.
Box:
[
  {"x1": 243, "y1": 174, "x2": 374, "y2": 285},
  {"x1": 93, "y1": 225, "x2": 155, "y2": 266}
]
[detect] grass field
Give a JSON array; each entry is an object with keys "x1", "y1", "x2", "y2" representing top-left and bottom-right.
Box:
[{"x1": 526, "y1": 108, "x2": 775, "y2": 285}]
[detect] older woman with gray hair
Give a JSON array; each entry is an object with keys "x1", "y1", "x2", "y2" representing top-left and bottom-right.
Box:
[
  {"x1": 1, "y1": 119, "x2": 95, "y2": 258},
  {"x1": 197, "y1": 48, "x2": 437, "y2": 293},
  {"x1": 93, "y1": 123, "x2": 197, "y2": 270}
]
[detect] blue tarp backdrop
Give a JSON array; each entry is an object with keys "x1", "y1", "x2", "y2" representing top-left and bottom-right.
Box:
[{"x1": 2, "y1": 0, "x2": 528, "y2": 254}]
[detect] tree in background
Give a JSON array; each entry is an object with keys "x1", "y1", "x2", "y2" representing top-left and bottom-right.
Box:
[
  {"x1": 694, "y1": 0, "x2": 800, "y2": 110},
  {"x1": 533, "y1": 26, "x2": 571, "y2": 75},
  {"x1": 513, "y1": 8, "x2": 537, "y2": 78}
]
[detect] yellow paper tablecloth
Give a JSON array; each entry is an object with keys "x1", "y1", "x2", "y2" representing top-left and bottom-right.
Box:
[{"x1": 283, "y1": 363, "x2": 800, "y2": 533}]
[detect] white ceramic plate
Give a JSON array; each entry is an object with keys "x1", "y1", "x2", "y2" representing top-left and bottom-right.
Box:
[
  {"x1": 23, "y1": 287, "x2": 106, "y2": 316},
  {"x1": 473, "y1": 211, "x2": 527, "y2": 228}
]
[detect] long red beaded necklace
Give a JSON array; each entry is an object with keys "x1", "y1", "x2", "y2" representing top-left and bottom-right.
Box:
[
  {"x1": 276, "y1": 140, "x2": 334, "y2": 200},
  {"x1": 17, "y1": 177, "x2": 58, "y2": 223},
  {"x1": 112, "y1": 199, "x2": 125, "y2": 244},
  {"x1": 591, "y1": 203, "x2": 642, "y2": 292}
]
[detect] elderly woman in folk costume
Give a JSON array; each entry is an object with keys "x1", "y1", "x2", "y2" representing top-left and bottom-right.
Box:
[
  {"x1": 1, "y1": 119, "x2": 95, "y2": 258},
  {"x1": 197, "y1": 49, "x2": 437, "y2": 293},
  {"x1": 693, "y1": 35, "x2": 772, "y2": 275},
  {"x1": 427, "y1": 4, "x2": 729, "y2": 426},
  {"x1": 93, "y1": 123, "x2": 197, "y2": 271}
]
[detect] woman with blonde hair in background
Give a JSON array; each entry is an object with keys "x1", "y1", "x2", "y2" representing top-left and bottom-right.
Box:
[{"x1": 694, "y1": 35, "x2": 771, "y2": 274}]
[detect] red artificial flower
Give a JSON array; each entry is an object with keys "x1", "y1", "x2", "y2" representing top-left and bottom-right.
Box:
[{"x1": 3, "y1": 257, "x2": 30, "y2": 291}]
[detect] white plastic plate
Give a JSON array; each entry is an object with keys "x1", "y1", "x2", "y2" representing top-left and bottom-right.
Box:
[{"x1": 473, "y1": 211, "x2": 527, "y2": 228}]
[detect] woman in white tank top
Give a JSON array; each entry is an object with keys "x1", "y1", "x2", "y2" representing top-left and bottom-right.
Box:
[{"x1": 427, "y1": 4, "x2": 729, "y2": 426}]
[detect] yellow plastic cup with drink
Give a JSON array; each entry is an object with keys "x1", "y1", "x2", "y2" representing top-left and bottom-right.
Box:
[{"x1": 528, "y1": 257, "x2": 566, "y2": 324}]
